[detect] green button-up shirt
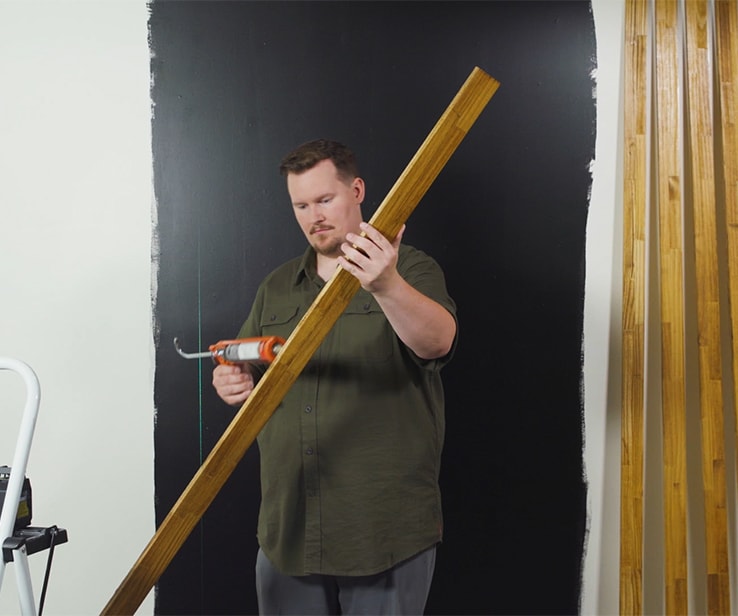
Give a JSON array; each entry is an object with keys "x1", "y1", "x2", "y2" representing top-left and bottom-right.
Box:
[{"x1": 238, "y1": 243, "x2": 457, "y2": 576}]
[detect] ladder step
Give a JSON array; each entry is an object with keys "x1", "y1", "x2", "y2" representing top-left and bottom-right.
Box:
[{"x1": 2, "y1": 526, "x2": 68, "y2": 563}]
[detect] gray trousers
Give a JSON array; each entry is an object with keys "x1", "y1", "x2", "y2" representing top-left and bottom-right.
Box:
[{"x1": 255, "y1": 546, "x2": 437, "y2": 615}]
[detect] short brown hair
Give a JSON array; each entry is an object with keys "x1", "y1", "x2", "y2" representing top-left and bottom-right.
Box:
[{"x1": 279, "y1": 139, "x2": 359, "y2": 183}]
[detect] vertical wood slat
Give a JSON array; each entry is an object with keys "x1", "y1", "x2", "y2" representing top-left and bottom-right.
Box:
[
  {"x1": 654, "y1": 1, "x2": 689, "y2": 613},
  {"x1": 620, "y1": 0, "x2": 648, "y2": 613},
  {"x1": 715, "y1": 0, "x2": 738, "y2": 503},
  {"x1": 684, "y1": 1, "x2": 732, "y2": 613}
]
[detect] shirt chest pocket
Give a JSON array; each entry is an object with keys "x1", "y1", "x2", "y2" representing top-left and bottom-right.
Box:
[
  {"x1": 259, "y1": 299, "x2": 395, "y2": 362},
  {"x1": 259, "y1": 304, "x2": 300, "y2": 339},
  {"x1": 329, "y1": 298, "x2": 395, "y2": 362}
]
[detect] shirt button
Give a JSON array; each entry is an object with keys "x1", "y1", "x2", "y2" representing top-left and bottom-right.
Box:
[
  {"x1": 363, "y1": 303, "x2": 371, "y2": 311},
  {"x1": 270, "y1": 314, "x2": 277, "y2": 321},
  {"x1": 306, "y1": 447, "x2": 314, "y2": 455},
  {"x1": 305, "y1": 405, "x2": 312, "y2": 413}
]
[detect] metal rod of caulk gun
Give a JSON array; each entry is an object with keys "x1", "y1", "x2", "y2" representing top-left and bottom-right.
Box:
[{"x1": 173, "y1": 338, "x2": 212, "y2": 360}]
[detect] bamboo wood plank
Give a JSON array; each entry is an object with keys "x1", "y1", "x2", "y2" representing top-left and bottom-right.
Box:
[
  {"x1": 620, "y1": 0, "x2": 648, "y2": 613},
  {"x1": 101, "y1": 66, "x2": 500, "y2": 616},
  {"x1": 715, "y1": 0, "x2": 738, "y2": 512},
  {"x1": 684, "y1": 1, "x2": 732, "y2": 613},
  {"x1": 654, "y1": 1, "x2": 688, "y2": 613}
]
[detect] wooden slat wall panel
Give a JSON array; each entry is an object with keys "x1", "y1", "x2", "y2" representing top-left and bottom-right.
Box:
[
  {"x1": 620, "y1": 0, "x2": 648, "y2": 613},
  {"x1": 654, "y1": 1, "x2": 689, "y2": 612},
  {"x1": 715, "y1": 0, "x2": 738, "y2": 512},
  {"x1": 684, "y1": 1, "x2": 732, "y2": 613},
  {"x1": 622, "y1": 0, "x2": 737, "y2": 613}
]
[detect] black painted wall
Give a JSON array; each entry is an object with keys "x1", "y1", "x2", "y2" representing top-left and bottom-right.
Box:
[{"x1": 150, "y1": 2, "x2": 595, "y2": 614}]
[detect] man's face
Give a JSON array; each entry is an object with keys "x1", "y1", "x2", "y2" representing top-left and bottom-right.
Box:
[{"x1": 287, "y1": 159, "x2": 365, "y2": 259}]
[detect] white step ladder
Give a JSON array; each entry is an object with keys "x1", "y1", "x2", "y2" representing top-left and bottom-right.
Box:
[{"x1": 0, "y1": 358, "x2": 67, "y2": 616}]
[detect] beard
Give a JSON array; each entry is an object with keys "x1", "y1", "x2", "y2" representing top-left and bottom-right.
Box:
[
  {"x1": 309, "y1": 224, "x2": 344, "y2": 258},
  {"x1": 311, "y1": 234, "x2": 343, "y2": 258}
]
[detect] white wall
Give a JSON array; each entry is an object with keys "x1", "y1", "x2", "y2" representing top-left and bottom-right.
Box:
[
  {"x1": 0, "y1": 1, "x2": 630, "y2": 614},
  {"x1": 583, "y1": 1, "x2": 624, "y2": 613},
  {"x1": 0, "y1": 1, "x2": 155, "y2": 614}
]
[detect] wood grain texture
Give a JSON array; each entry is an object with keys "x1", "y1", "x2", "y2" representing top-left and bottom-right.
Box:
[
  {"x1": 654, "y1": 1, "x2": 688, "y2": 613},
  {"x1": 101, "y1": 66, "x2": 500, "y2": 616},
  {"x1": 620, "y1": 0, "x2": 648, "y2": 613},
  {"x1": 684, "y1": 1, "x2": 732, "y2": 613},
  {"x1": 715, "y1": 0, "x2": 738, "y2": 540}
]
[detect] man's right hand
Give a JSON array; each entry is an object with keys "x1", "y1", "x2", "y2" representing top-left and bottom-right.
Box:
[{"x1": 212, "y1": 363, "x2": 255, "y2": 406}]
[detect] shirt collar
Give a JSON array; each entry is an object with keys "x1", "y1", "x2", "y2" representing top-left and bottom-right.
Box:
[{"x1": 294, "y1": 246, "x2": 317, "y2": 285}]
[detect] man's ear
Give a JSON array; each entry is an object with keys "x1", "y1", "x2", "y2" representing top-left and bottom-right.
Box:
[{"x1": 352, "y1": 177, "x2": 365, "y2": 203}]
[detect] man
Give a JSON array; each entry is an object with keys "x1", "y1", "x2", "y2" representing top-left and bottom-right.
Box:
[{"x1": 212, "y1": 139, "x2": 457, "y2": 615}]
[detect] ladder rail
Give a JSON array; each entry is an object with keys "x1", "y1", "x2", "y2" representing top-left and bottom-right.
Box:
[{"x1": 0, "y1": 357, "x2": 41, "y2": 615}]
